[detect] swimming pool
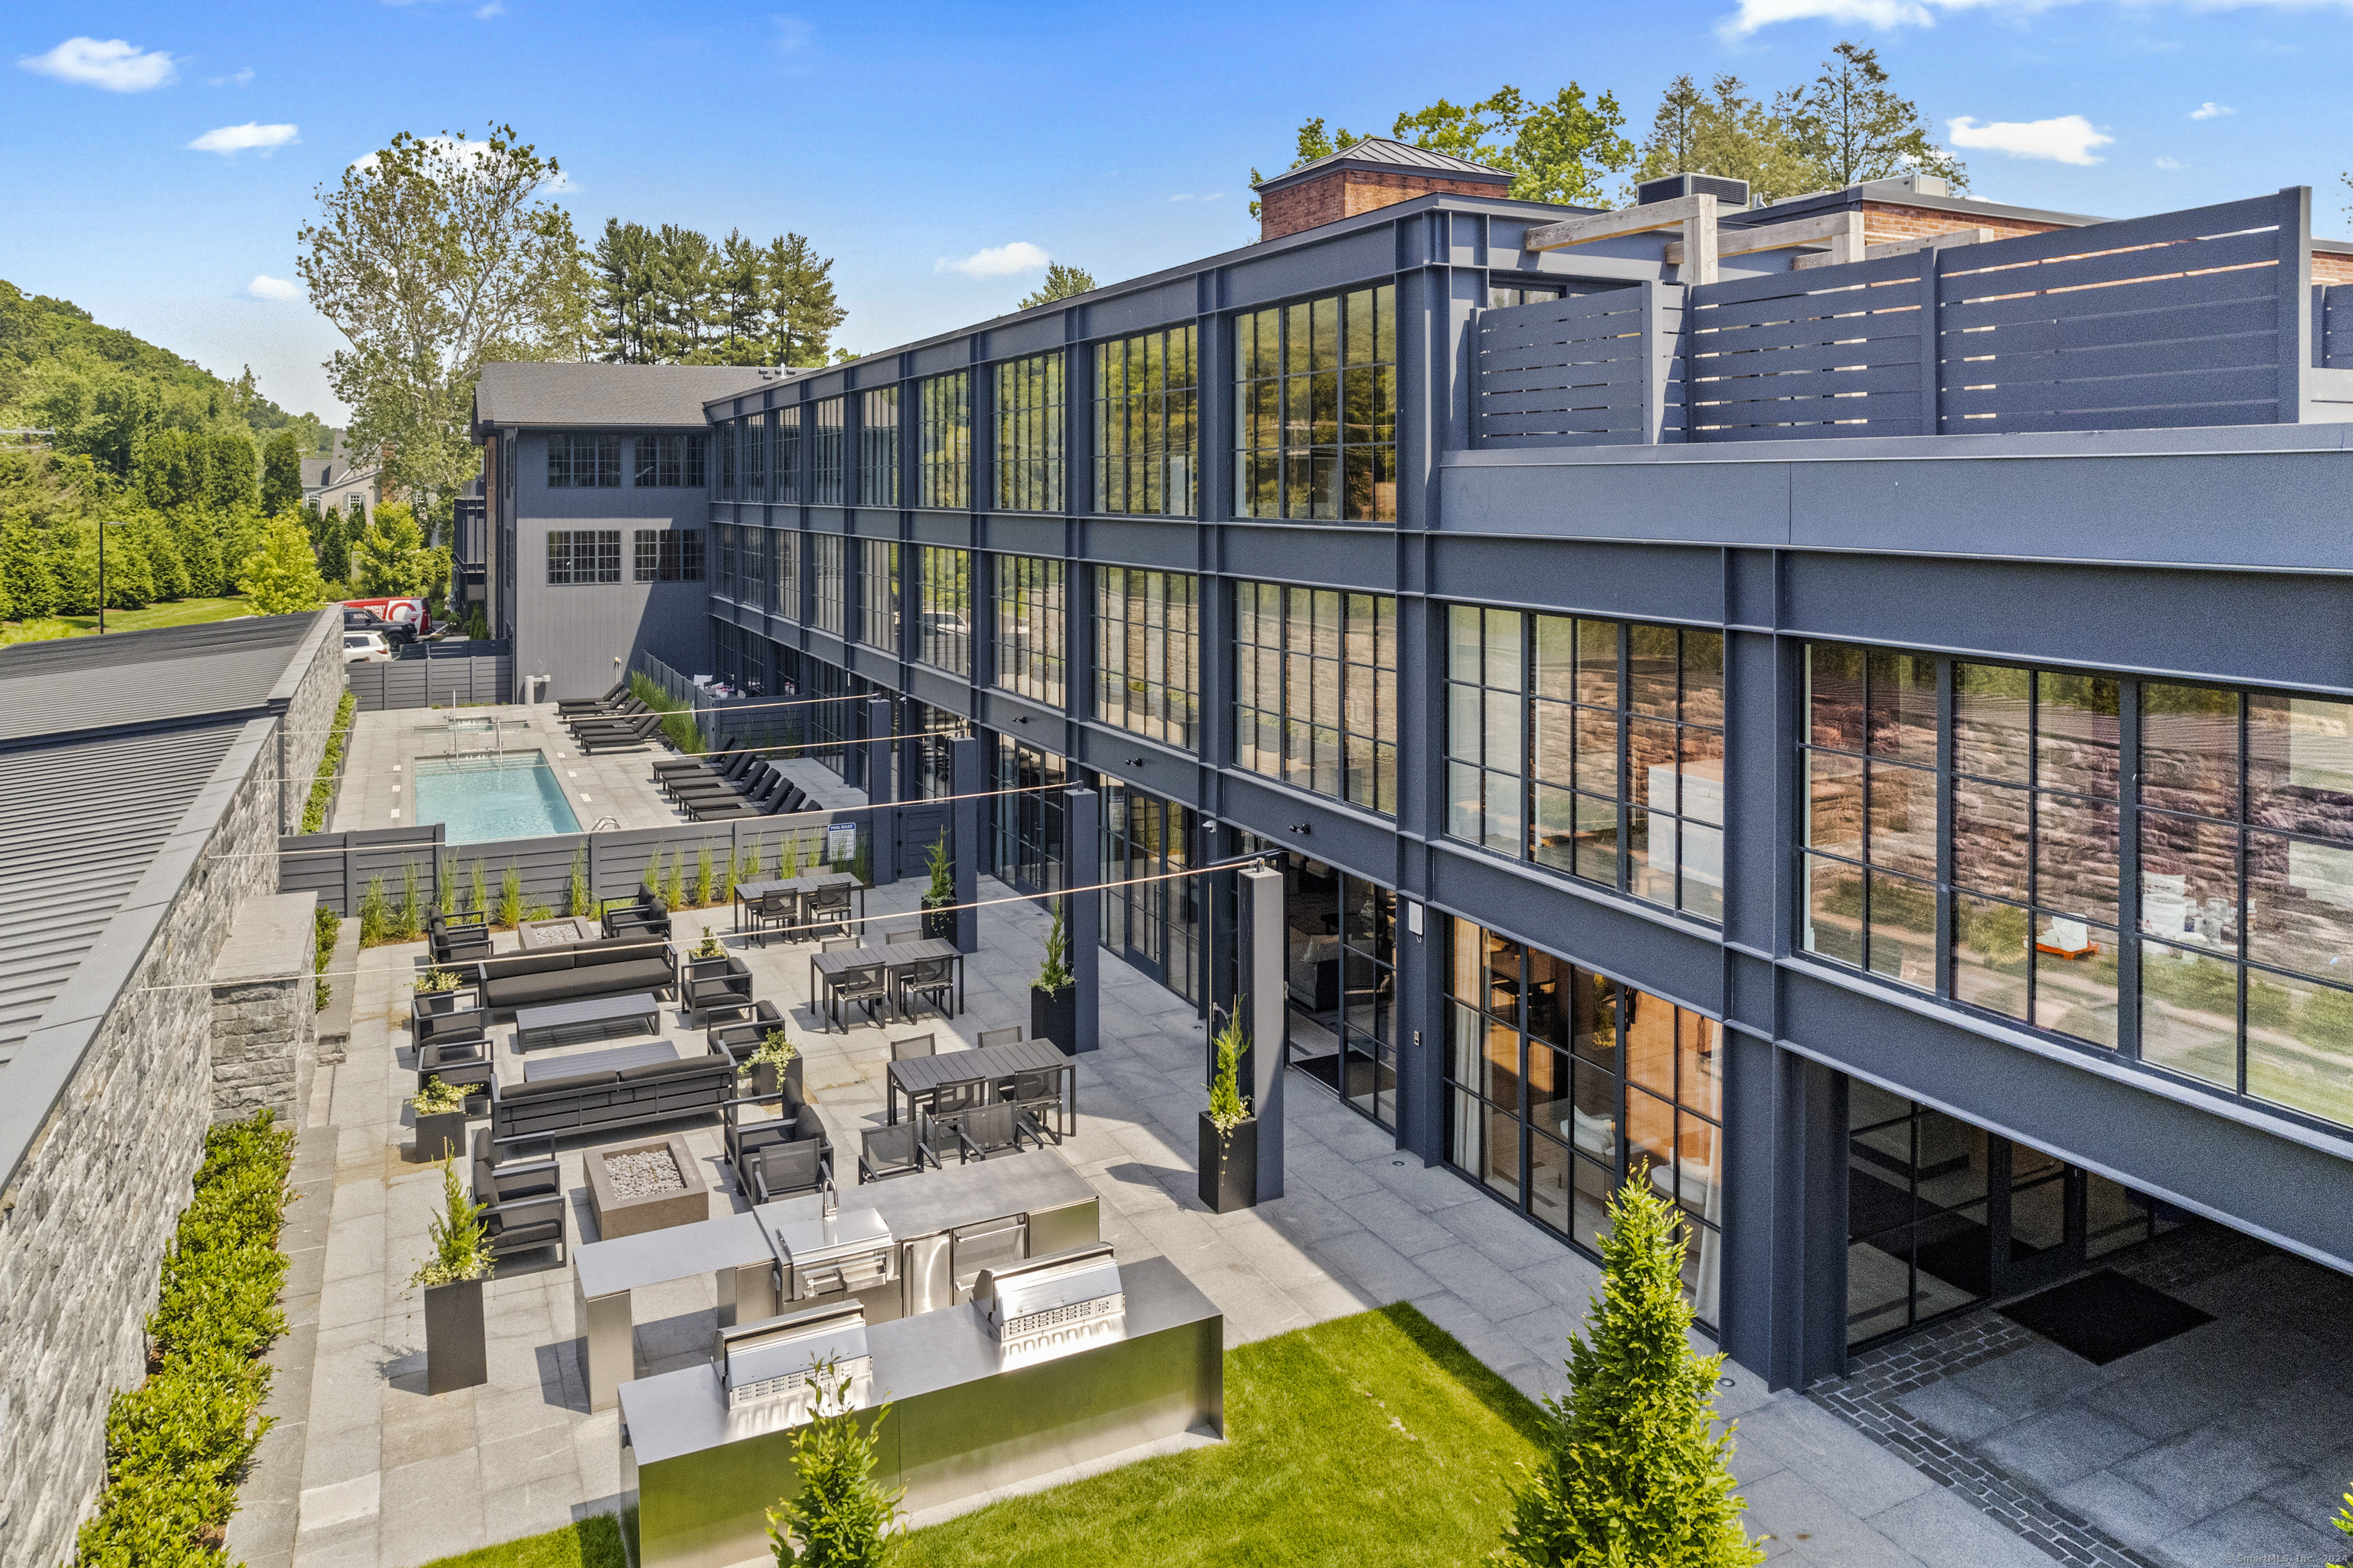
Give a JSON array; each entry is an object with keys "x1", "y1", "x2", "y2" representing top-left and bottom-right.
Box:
[{"x1": 411, "y1": 752, "x2": 582, "y2": 843}]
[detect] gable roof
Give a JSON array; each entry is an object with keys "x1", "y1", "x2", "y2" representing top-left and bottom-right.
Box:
[
  {"x1": 1252, "y1": 137, "x2": 1514, "y2": 195},
  {"x1": 473, "y1": 362, "x2": 780, "y2": 432}
]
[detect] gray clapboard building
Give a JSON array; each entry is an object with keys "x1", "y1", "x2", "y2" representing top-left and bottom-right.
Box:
[{"x1": 484, "y1": 143, "x2": 2353, "y2": 1396}]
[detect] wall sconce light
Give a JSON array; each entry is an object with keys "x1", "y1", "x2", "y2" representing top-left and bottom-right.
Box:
[
  {"x1": 1288, "y1": 823, "x2": 1311, "y2": 836},
  {"x1": 1126, "y1": 757, "x2": 1146, "y2": 768}
]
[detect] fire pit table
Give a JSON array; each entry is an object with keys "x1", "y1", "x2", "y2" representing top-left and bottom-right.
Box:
[
  {"x1": 584, "y1": 1132, "x2": 711, "y2": 1239},
  {"x1": 519, "y1": 916, "x2": 600, "y2": 950}
]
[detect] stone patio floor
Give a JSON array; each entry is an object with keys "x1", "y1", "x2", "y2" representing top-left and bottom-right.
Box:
[{"x1": 221, "y1": 865, "x2": 2342, "y2": 1568}]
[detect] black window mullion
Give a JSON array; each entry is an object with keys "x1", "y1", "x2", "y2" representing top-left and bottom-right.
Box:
[{"x1": 2117, "y1": 680, "x2": 2143, "y2": 1061}]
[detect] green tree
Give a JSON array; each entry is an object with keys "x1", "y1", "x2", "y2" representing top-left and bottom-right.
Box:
[
  {"x1": 261, "y1": 430, "x2": 303, "y2": 516},
  {"x1": 1498, "y1": 1170, "x2": 1762, "y2": 1568},
  {"x1": 0, "y1": 515, "x2": 59, "y2": 620},
  {"x1": 173, "y1": 509, "x2": 225, "y2": 597},
  {"x1": 94, "y1": 520, "x2": 153, "y2": 610},
  {"x1": 712, "y1": 229, "x2": 767, "y2": 362},
  {"x1": 133, "y1": 509, "x2": 189, "y2": 601},
  {"x1": 205, "y1": 430, "x2": 258, "y2": 511},
  {"x1": 1391, "y1": 86, "x2": 1636, "y2": 206},
  {"x1": 764, "y1": 1360, "x2": 902, "y2": 1567},
  {"x1": 764, "y1": 233, "x2": 846, "y2": 368},
  {"x1": 652, "y1": 224, "x2": 719, "y2": 363},
  {"x1": 318, "y1": 506, "x2": 352, "y2": 586},
  {"x1": 240, "y1": 513, "x2": 330, "y2": 615},
  {"x1": 1635, "y1": 74, "x2": 1820, "y2": 204},
  {"x1": 350, "y1": 500, "x2": 435, "y2": 595},
  {"x1": 28, "y1": 367, "x2": 162, "y2": 480},
  {"x1": 298, "y1": 123, "x2": 593, "y2": 537},
  {"x1": 1016, "y1": 262, "x2": 1098, "y2": 309},
  {"x1": 592, "y1": 218, "x2": 663, "y2": 364},
  {"x1": 1787, "y1": 41, "x2": 1966, "y2": 191}
]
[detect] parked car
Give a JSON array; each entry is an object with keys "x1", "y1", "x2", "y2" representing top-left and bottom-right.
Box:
[
  {"x1": 343, "y1": 630, "x2": 391, "y2": 663},
  {"x1": 341, "y1": 605, "x2": 415, "y2": 649}
]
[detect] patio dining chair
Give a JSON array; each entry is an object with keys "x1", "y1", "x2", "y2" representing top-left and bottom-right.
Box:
[
  {"x1": 827, "y1": 962, "x2": 889, "y2": 1032},
  {"x1": 899, "y1": 956, "x2": 955, "y2": 1021},
  {"x1": 743, "y1": 1137, "x2": 833, "y2": 1203},
  {"x1": 884, "y1": 927, "x2": 926, "y2": 945},
  {"x1": 858, "y1": 1122, "x2": 938, "y2": 1183},
  {"x1": 820, "y1": 937, "x2": 862, "y2": 953},
  {"x1": 749, "y1": 889, "x2": 797, "y2": 947},
  {"x1": 949, "y1": 1102, "x2": 1039, "y2": 1164},
  {"x1": 889, "y1": 1034, "x2": 935, "y2": 1061},
  {"x1": 803, "y1": 885, "x2": 854, "y2": 942},
  {"x1": 977, "y1": 1026, "x2": 1023, "y2": 1049},
  {"x1": 1004, "y1": 1068, "x2": 1063, "y2": 1145}
]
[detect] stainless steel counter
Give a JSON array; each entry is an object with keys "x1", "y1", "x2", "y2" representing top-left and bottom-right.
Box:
[{"x1": 621, "y1": 1255, "x2": 1222, "y2": 1568}]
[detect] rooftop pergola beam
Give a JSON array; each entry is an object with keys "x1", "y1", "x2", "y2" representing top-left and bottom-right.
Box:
[
  {"x1": 1525, "y1": 193, "x2": 1722, "y2": 284},
  {"x1": 1664, "y1": 210, "x2": 1867, "y2": 268}
]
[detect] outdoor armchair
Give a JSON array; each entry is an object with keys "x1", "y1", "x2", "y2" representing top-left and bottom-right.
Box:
[
  {"x1": 744, "y1": 1136, "x2": 833, "y2": 1203},
  {"x1": 470, "y1": 1129, "x2": 566, "y2": 1263},
  {"x1": 416, "y1": 1033, "x2": 493, "y2": 1099},
  {"x1": 683, "y1": 954, "x2": 754, "y2": 1026},
  {"x1": 725, "y1": 1094, "x2": 824, "y2": 1196},
  {"x1": 601, "y1": 894, "x2": 671, "y2": 941},
  {"x1": 950, "y1": 1102, "x2": 1039, "y2": 1163},
  {"x1": 708, "y1": 1000, "x2": 785, "y2": 1067},
  {"x1": 426, "y1": 912, "x2": 493, "y2": 965},
  {"x1": 857, "y1": 1123, "x2": 939, "y2": 1183}
]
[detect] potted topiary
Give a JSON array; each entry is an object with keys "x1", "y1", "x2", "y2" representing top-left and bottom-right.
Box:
[
  {"x1": 1198, "y1": 1003, "x2": 1257, "y2": 1213},
  {"x1": 410, "y1": 1076, "x2": 471, "y2": 1164},
  {"x1": 746, "y1": 1027, "x2": 801, "y2": 1104},
  {"x1": 686, "y1": 924, "x2": 731, "y2": 980},
  {"x1": 410, "y1": 1153, "x2": 493, "y2": 1394},
  {"x1": 1030, "y1": 900, "x2": 1076, "y2": 1056},
  {"x1": 921, "y1": 833, "x2": 954, "y2": 941}
]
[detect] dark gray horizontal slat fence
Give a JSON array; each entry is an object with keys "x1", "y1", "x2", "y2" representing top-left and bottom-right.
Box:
[
  {"x1": 1474, "y1": 283, "x2": 1682, "y2": 447},
  {"x1": 279, "y1": 826, "x2": 445, "y2": 918},
  {"x1": 2317, "y1": 284, "x2": 2353, "y2": 370},
  {"x1": 347, "y1": 653, "x2": 515, "y2": 712}
]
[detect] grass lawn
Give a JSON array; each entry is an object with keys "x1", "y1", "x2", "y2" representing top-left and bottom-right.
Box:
[
  {"x1": 414, "y1": 1514, "x2": 626, "y2": 1568},
  {"x1": 0, "y1": 595, "x2": 253, "y2": 646},
  {"x1": 417, "y1": 1304, "x2": 1550, "y2": 1568}
]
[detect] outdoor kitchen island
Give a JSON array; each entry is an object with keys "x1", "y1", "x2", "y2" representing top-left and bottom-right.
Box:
[{"x1": 617, "y1": 1249, "x2": 1223, "y2": 1568}]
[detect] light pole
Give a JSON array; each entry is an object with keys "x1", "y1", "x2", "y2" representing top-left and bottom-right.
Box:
[{"x1": 95, "y1": 516, "x2": 127, "y2": 634}]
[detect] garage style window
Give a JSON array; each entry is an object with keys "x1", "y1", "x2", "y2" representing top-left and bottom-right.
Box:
[
  {"x1": 1095, "y1": 568, "x2": 1198, "y2": 750},
  {"x1": 994, "y1": 352, "x2": 1065, "y2": 512},
  {"x1": 916, "y1": 547, "x2": 970, "y2": 676},
  {"x1": 811, "y1": 535, "x2": 844, "y2": 637},
  {"x1": 811, "y1": 398, "x2": 845, "y2": 505},
  {"x1": 1234, "y1": 583, "x2": 1396, "y2": 813},
  {"x1": 547, "y1": 529, "x2": 620, "y2": 584},
  {"x1": 859, "y1": 540, "x2": 899, "y2": 652},
  {"x1": 777, "y1": 406, "x2": 801, "y2": 502},
  {"x1": 996, "y1": 556, "x2": 1065, "y2": 708},
  {"x1": 918, "y1": 372, "x2": 970, "y2": 509},
  {"x1": 859, "y1": 388, "x2": 898, "y2": 507},
  {"x1": 632, "y1": 529, "x2": 704, "y2": 583}
]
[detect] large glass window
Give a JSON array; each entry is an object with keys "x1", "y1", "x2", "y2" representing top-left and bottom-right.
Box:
[
  {"x1": 549, "y1": 434, "x2": 620, "y2": 489},
  {"x1": 811, "y1": 398, "x2": 845, "y2": 506},
  {"x1": 547, "y1": 529, "x2": 620, "y2": 584},
  {"x1": 996, "y1": 556, "x2": 1065, "y2": 708},
  {"x1": 1095, "y1": 568, "x2": 1198, "y2": 750},
  {"x1": 994, "y1": 352, "x2": 1065, "y2": 512},
  {"x1": 994, "y1": 738, "x2": 1068, "y2": 894},
  {"x1": 777, "y1": 406, "x2": 802, "y2": 501},
  {"x1": 915, "y1": 547, "x2": 970, "y2": 676},
  {"x1": 810, "y1": 535, "x2": 844, "y2": 637},
  {"x1": 1235, "y1": 285, "x2": 1397, "y2": 523},
  {"x1": 1234, "y1": 583, "x2": 1397, "y2": 813},
  {"x1": 718, "y1": 525, "x2": 738, "y2": 598},
  {"x1": 634, "y1": 434, "x2": 705, "y2": 488},
  {"x1": 632, "y1": 529, "x2": 703, "y2": 583},
  {"x1": 1281, "y1": 857, "x2": 1398, "y2": 1128},
  {"x1": 744, "y1": 415, "x2": 767, "y2": 502},
  {"x1": 1447, "y1": 607, "x2": 1726, "y2": 921},
  {"x1": 772, "y1": 529, "x2": 801, "y2": 619},
  {"x1": 918, "y1": 372, "x2": 971, "y2": 510},
  {"x1": 718, "y1": 424, "x2": 736, "y2": 499},
  {"x1": 740, "y1": 526, "x2": 767, "y2": 604},
  {"x1": 858, "y1": 539, "x2": 898, "y2": 652},
  {"x1": 1093, "y1": 326, "x2": 1198, "y2": 516},
  {"x1": 906, "y1": 700, "x2": 973, "y2": 801},
  {"x1": 1445, "y1": 919, "x2": 1723, "y2": 1325},
  {"x1": 859, "y1": 387, "x2": 898, "y2": 507},
  {"x1": 1101, "y1": 784, "x2": 1199, "y2": 1005}
]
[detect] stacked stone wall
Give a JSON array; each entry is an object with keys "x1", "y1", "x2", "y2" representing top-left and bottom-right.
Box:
[{"x1": 277, "y1": 610, "x2": 346, "y2": 835}]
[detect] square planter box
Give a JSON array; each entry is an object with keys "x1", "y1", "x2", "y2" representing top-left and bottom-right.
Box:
[
  {"x1": 585, "y1": 1133, "x2": 711, "y2": 1239},
  {"x1": 749, "y1": 1055, "x2": 804, "y2": 1105},
  {"x1": 1032, "y1": 985, "x2": 1077, "y2": 1057},
  {"x1": 424, "y1": 1277, "x2": 487, "y2": 1395},
  {"x1": 922, "y1": 899, "x2": 954, "y2": 941},
  {"x1": 412, "y1": 1109, "x2": 469, "y2": 1164},
  {"x1": 1199, "y1": 1113, "x2": 1258, "y2": 1214}
]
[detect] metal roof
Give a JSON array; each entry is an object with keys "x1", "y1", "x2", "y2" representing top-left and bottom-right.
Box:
[
  {"x1": 0, "y1": 613, "x2": 319, "y2": 748},
  {"x1": 473, "y1": 362, "x2": 777, "y2": 432},
  {"x1": 1252, "y1": 137, "x2": 1514, "y2": 195}
]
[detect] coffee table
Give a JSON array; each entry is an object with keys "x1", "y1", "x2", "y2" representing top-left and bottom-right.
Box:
[
  {"x1": 514, "y1": 992, "x2": 661, "y2": 1051},
  {"x1": 519, "y1": 916, "x2": 598, "y2": 950}
]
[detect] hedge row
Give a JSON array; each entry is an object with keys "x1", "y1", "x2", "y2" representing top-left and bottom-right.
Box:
[
  {"x1": 75, "y1": 1111, "x2": 296, "y2": 1568},
  {"x1": 300, "y1": 692, "x2": 358, "y2": 835}
]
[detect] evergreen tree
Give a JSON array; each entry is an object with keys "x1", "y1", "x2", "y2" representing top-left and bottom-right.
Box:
[
  {"x1": 1499, "y1": 1170, "x2": 1762, "y2": 1568},
  {"x1": 135, "y1": 509, "x2": 189, "y2": 601},
  {"x1": 95, "y1": 521, "x2": 153, "y2": 610},
  {"x1": 260, "y1": 430, "x2": 303, "y2": 516},
  {"x1": 651, "y1": 224, "x2": 719, "y2": 363},
  {"x1": 47, "y1": 519, "x2": 97, "y2": 614},
  {"x1": 763, "y1": 234, "x2": 846, "y2": 367},
  {"x1": 591, "y1": 218, "x2": 663, "y2": 364},
  {"x1": 0, "y1": 516, "x2": 59, "y2": 620},
  {"x1": 1787, "y1": 41, "x2": 1966, "y2": 191},
  {"x1": 1016, "y1": 263, "x2": 1098, "y2": 309},
  {"x1": 239, "y1": 513, "x2": 330, "y2": 616},
  {"x1": 205, "y1": 431, "x2": 259, "y2": 511},
  {"x1": 174, "y1": 509, "x2": 225, "y2": 597},
  {"x1": 712, "y1": 229, "x2": 767, "y2": 362},
  {"x1": 764, "y1": 1360, "x2": 902, "y2": 1567},
  {"x1": 302, "y1": 499, "x2": 325, "y2": 552},
  {"x1": 319, "y1": 506, "x2": 352, "y2": 586}
]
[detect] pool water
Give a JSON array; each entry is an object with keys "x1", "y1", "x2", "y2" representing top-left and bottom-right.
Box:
[{"x1": 411, "y1": 752, "x2": 583, "y2": 843}]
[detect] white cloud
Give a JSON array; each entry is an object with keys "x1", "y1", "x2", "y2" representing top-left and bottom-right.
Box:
[
  {"x1": 246, "y1": 275, "x2": 300, "y2": 301},
  {"x1": 2190, "y1": 100, "x2": 2234, "y2": 119},
  {"x1": 18, "y1": 37, "x2": 177, "y2": 92},
  {"x1": 1723, "y1": 0, "x2": 2353, "y2": 33},
  {"x1": 1169, "y1": 192, "x2": 1226, "y2": 202},
  {"x1": 190, "y1": 122, "x2": 300, "y2": 156},
  {"x1": 476, "y1": 1, "x2": 505, "y2": 15},
  {"x1": 1946, "y1": 113, "x2": 2113, "y2": 165},
  {"x1": 208, "y1": 66, "x2": 255, "y2": 87},
  {"x1": 2155, "y1": 155, "x2": 2186, "y2": 168},
  {"x1": 935, "y1": 241, "x2": 1050, "y2": 278}
]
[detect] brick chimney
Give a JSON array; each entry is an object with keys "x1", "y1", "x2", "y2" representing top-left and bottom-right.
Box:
[{"x1": 1255, "y1": 137, "x2": 1514, "y2": 243}]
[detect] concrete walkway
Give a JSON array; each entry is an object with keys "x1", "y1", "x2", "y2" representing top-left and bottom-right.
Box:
[{"x1": 228, "y1": 873, "x2": 2105, "y2": 1568}]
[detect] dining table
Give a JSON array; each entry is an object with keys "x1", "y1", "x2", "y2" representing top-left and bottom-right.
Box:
[
  {"x1": 885, "y1": 1036, "x2": 1075, "y2": 1137},
  {"x1": 731, "y1": 871, "x2": 866, "y2": 939},
  {"x1": 808, "y1": 938, "x2": 964, "y2": 1030}
]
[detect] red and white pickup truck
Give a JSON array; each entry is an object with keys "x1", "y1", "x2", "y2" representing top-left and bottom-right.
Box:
[{"x1": 341, "y1": 597, "x2": 433, "y2": 636}]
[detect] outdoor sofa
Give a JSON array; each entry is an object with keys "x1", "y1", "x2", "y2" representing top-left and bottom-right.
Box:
[
  {"x1": 461, "y1": 935, "x2": 676, "y2": 1013},
  {"x1": 487, "y1": 1045, "x2": 735, "y2": 1145}
]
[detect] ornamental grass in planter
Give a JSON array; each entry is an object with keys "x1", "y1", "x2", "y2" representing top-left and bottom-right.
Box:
[
  {"x1": 411, "y1": 1075, "x2": 473, "y2": 1161},
  {"x1": 921, "y1": 833, "x2": 954, "y2": 940},
  {"x1": 1199, "y1": 1003, "x2": 1257, "y2": 1213},
  {"x1": 1030, "y1": 901, "x2": 1077, "y2": 1056},
  {"x1": 410, "y1": 1154, "x2": 494, "y2": 1395}
]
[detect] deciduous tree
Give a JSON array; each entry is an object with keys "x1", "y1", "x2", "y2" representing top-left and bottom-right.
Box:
[
  {"x1": 240, "y1": 513, "x2": 329, "y2": 617},
  {"x1": 351, "y1": 500, "x2": 434, "y2": 596},
  {"x1": 1016, "y1": 262, "x2": 1098, "y2": 309}
]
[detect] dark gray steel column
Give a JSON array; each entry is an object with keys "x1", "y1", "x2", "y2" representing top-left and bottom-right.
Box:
[
  {"x1": 1720, "y1": 1030, "x2": 1848, "y2": 1390},
  {"x1": 862, "y1": 696, "x2": 895, "y2": 887},
  {"x1": 1240, "y1": 863, "x2": 1286, "y2": 1202},
  {"x1": 1199, "y1": 821, "x2": 1239, "y2": 1079},
  {"x1": 951, "y1": 736, "x2": 981, "y2": 954},
  {"x1": 1060, "y1": 785, "x2": 1100, "y2": 1053}
]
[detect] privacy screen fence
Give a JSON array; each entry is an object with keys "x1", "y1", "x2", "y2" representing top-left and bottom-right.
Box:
[
  {"x1": 1475, "y1": 187, "x2": 2353, "y2": 447},
  {"x1": 345, "y1": 641, "x2": 514, "y2": 712}
]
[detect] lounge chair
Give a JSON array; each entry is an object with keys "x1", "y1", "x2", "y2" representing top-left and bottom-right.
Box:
[
  {"x1": 688, "y1": 771, "x2": 790, "y2": 822},
  {"x1": 653, "y1": 737, "x2": 740, "y2": 784},
  {"x1": 577, "y1": 714, "x2": 662, "y2": 753},
  {"x1": 669, "y1": 758, "x2": 771, "y2": 806},
  {"x1": 663, "y1": 748, "x2": 758, "y2": 800},
  {"x1": 557, "y1": 679, "x2": 627, "y2": 716},
  {"x1": 565, "y1": 696, "x2": 648, "y2": 735}
]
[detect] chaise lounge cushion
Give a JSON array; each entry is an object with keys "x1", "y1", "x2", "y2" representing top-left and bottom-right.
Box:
[{"x1": 500, "y1": 1072, "x2": 618, "y2": 1099}]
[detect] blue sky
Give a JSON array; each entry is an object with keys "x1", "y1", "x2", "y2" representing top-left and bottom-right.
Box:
[{"x1": 6, "y1": 0, "x2": 2352, "y2": 423}]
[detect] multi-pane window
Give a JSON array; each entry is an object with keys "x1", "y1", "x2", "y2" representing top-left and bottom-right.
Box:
[
  {"x1": 548, "y1": 434, "x2": 620, "y2": 489},
  {"x1": 810, "y1": 535, "x2": 844, "y2": 637},
  {"x1": 994, "y1": 352, "x2": 1065, "y2": 512},
  {"x1": 1095, "y1": 568, "x2": 1198, "y2": 750},
  {"x1": 811, "y1": 398, "x2": 845, "y2": 505},
  {"x1": 996, "y1": 556, "x2": 1065, "y2": 708},
  {"x1": 744, "y1": 416, "x2": 767, "y2": 501},
  {"x1": 859, "y1": 388, "x2": 898, "y2": 507},
  {"x1": 777, "y1": 406, "x2": 802, "y2": 502},
  {"x1": 918, "y1": 372, "x2": 970, "y2": 509},
  {"x1": 1278, "y1": 856, "x2": 1398, "y2": 1128},
  {"x1": 772, "y1": 529, "x2": 800, "y2": 619},
  {"x1": 858, "y1": 539, "x2": 899, "y2": 652},
  {"x1": 634, "y1": 434, "x2": 706, "y2": 488},
  {"x1": 1235, "y1": 285, "x2": 1397, "y2": 522},
  {"x1": 633, "y1": 529, "x2": 703, "y2": 583},
  {"x1": 1447, "y1": 608, "x2": 1726, "y2": 921},
  {"x1": 915, "y1": 547, "x2": 970, "y2": 675},
  {"x1": 718, "y1": 424, "x2": 737, "y2": 498},
  {"x1": 1092, "y1": 326, "x2": 1198, "y2": 516},
  {"x1": 1797, "y1": 646, "x2": 2353, "y2": 1134},
  {"x1": 546, "y1": 529, "x2": 620, "y2": 584},
  {"x1": 1445, "y1": 919, "x2": 1724, "y2": 1324},
  {"x1": 740, "y1": 526, "x2": 767, "y2": 604},
  {"x1": 994, "y1": 738, "x2": 1069, "y2": 894},
  {"x1": 1233, "y1": 584, "x2": 1397, "y2": 813},
  {"x1": 718, "y1": 525, "x2": 738, "y2": 597}
]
